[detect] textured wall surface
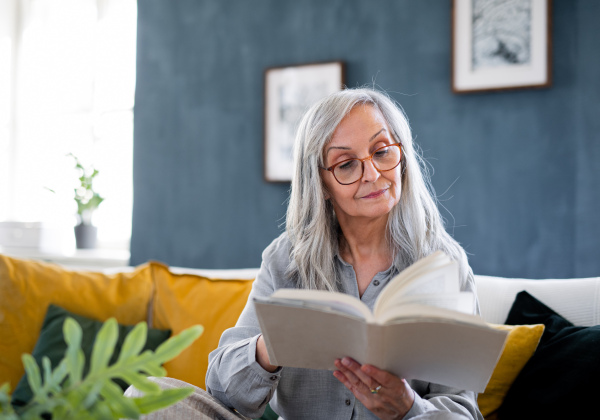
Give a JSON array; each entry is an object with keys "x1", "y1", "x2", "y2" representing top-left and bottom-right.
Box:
[{"x1": 131, "y1": 0, "x2": 600, "y2": 278}]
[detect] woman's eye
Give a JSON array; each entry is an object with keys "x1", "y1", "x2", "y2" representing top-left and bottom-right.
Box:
[
  {"x1": 374, "y1": 147, "x2": 389, "y2": 157},
  {"x1": 338, "y1": 160, "x2": 358, "y2": 171}
]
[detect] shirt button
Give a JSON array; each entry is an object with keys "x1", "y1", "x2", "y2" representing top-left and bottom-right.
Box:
[
  {"x1": 373, "y1": 280, "x2": 380, "y2": 286},
  {"x1": 270, "y1": 375, "x2": 278, "y2": 380},
  {"x1": 345, "y1": 399, "x2": 351, "y2": 406}
]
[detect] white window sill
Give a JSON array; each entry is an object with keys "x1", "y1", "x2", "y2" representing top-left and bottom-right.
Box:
[{"x1": 0, "y1": 246, "x2": 130, "y2": 271}]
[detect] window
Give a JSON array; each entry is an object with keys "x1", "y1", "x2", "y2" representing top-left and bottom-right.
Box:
[{"x1": 0, "y1": 0, "x2": 137, "y2": 250}]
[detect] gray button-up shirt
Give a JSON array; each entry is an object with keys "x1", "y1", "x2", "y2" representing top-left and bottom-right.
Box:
[{"x1": 206, "y1": 233, "x2": 483, "y2": 420}]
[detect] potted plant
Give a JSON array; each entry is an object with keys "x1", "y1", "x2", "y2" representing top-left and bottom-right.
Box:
[{"x1": 68, "y1": 154, "x2": 104, "y2": 249}]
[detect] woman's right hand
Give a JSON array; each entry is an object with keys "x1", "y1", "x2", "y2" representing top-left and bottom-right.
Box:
[
  {"x1": 256, "y1": 335, "x2": 279, "y2": 372},
  {"x1": 334, "y1": 357, "x2": 414, "y2": 419}
]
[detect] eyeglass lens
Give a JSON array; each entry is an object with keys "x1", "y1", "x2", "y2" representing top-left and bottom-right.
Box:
[{"x1": 334, "y1": 144, "x2": 401, "y2": 185}]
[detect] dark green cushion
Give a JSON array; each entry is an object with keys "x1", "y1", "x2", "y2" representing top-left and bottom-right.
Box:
[{"x1": 11, "y1": 304, "x2": 171, "y2": 406}]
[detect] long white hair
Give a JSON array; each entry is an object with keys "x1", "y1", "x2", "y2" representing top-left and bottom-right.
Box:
[{"x1": 286, "y1": 87, "x2": 472, "y2": 291}]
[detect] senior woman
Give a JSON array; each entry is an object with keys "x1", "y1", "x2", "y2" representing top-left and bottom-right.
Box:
[
  {"x1": 204, "y1": 88, "x2": 483, "y2": 420},
  {"x1": 128, "y1": 88, "x2": 482, "y2": 419}
]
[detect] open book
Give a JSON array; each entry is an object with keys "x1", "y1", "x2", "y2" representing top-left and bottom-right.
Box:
[{"x1": 254, "y1": 251, "x2": 508, "y2": 393}]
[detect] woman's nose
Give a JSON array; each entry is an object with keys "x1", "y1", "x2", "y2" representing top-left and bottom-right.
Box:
[{"x1": 361, "y1": 159, "x2": 380, "y2": 182}]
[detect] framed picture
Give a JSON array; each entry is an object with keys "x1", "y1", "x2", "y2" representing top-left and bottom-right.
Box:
[
  {"x1": 264, "y1": 61, "x2": 345, "y2": 182},
  {"x1": 452, "y1": 0, "x2": 552, "y2": 93}
]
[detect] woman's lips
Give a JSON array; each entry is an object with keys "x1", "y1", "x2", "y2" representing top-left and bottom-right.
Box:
[{"x1": 361, "y1": 188, "x2": 387, "y2": 199}]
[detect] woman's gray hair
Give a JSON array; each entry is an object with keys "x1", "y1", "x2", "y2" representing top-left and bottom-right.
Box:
[{"x1": 286, "y1": 87, "x2": 472, "y2": 291}]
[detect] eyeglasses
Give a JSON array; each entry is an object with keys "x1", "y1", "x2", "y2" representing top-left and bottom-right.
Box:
[{"x1": 320, "y1": 143, "x2": 402, "y2": 185}]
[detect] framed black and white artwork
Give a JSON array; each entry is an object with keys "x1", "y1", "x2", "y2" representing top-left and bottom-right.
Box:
[
  {"x1": 264, "y1": 61, "x2": 344, "y2": 182},
  {"x1": 452, "y1": 0, "x2": 552, "y2": 93}
]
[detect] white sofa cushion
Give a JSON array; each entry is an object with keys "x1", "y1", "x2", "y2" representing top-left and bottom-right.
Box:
[
  {"x1": 474, "y1": 275, "x2": 600, "y2": 327},
  {"x1": 168, "y1": 266, "x2": 259, "y2": 280}
]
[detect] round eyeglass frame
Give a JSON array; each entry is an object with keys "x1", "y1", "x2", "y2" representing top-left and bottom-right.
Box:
[{"x1": 320, "y1": 142, "x2": 403, "y2": 185}]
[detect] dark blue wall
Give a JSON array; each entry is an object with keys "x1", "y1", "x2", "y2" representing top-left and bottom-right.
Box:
[{"x1": 131, "y1": 0, "x2": 600, "y2": 279}]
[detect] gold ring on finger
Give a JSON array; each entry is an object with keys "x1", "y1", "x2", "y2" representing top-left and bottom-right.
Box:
[{"x1": 370, "y1": 385, "x2": 382, "y2": 394}]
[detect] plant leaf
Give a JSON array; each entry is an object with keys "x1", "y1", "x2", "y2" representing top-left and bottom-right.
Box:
[
  {"x1": 44, "y1": 397, "x2": 70, "y2": 420},
  {"x1": 139, "y1": 364, "x2": 166, "y2": 378},
  {"x1": 116, "y1": 373, "x2": 160, "y2": 395},
  {"x1": 154, "y1": 325, "x2": 203, "y2": 363},
  {"x1": 89, "y1": 400, "x2": 115, "y2": 420},
  {"x1": 0, "y1": 382, "x2": 16, "y2": 415},
  {"x1": 81, "y1": 379, "x2": 105, "y2": 409},
  {"x1": 39, "y1": 356, "x2": 62, "y2": 396},
  {"x1": 63, "y1": 318, "x2": 84, "y2": 383},
  {"x1": 22, "y1": 354, "x2": 42, "y2": 395},
  {"x1": 65, "y1": 385, "x2": 88, "y2": 410},
  {"x1": 73, "y1": 349, "x2": 85, "y2": 385},
  {"x1": 89, "y1": 318, "x2": 118, "y2": 375},
  {"x1": 98, "y1": 379, "x2": 140, "y2": 419},
  {"x1": 42, "y1": 356, "x2": 52, "y2": 384},
  {"x1": 132, "y1": 387, "x2": 194, "y2": 414},
  {"x1": 11, "y1": 322, "x2": 203, "y2": 419},
  {"x1": 0, "y1": 382, "x2": 11, "y2": 403},
  {"x1": 50, "y1": 359, "x2": 69, "y2": 387},
  {"x1": 117, "y1": 322, "x2": 147, "y2": 363}
]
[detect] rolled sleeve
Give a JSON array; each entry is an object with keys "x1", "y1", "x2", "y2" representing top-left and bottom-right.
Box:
[
  {"x1": 207, "y1": 335, "x2": 281, "y2": 418},
  {"x1": 403, "y1": 382, "x2": 483, "y2": 420}
]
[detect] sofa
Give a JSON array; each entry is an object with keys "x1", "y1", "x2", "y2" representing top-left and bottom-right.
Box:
[{"x1": 1, "y1": 253, "x2": 599, "y2": 419}]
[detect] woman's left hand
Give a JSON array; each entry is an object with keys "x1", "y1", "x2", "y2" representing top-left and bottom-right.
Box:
[{"x1": 334, "y1": 357, "x2": 415, "y2": 420}]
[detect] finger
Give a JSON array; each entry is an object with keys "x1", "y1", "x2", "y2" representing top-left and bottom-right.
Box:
[
  {"x1": 336, "y1": 363, "x2": 411, "y2": 418},
  {"x1": 334, "y1": 369, "x2": 370, "y2": 397},
  {"x1": 352, "y1": 386, "x2": 400, "y2": 417},
  {"x1": 333, "y1": 370, "x2": 361, "y2": 395},
  {"x1": 335, "y1": 359, "x2": 373, "y2": 394},
  {"x1": 334, "y1": 359, "x2": 365, "y2": 387},
  {"x1": 341, "y1": 358, "x2": 381, "y2": 391},
  {"x1": 361, "y1": 364, "x2": 404, "y2": 389},
  {"x1": 334, "y1": 368, "x2": 393, "y2": 415}
]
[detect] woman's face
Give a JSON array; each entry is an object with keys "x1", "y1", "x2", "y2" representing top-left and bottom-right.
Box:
[{"x1": 321, "y1": 104, "x2": 402, "y2": 224}]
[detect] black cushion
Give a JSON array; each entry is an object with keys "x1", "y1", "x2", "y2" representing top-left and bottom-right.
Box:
[{"x1": 498, "y1": 291, "x2": 600, "y2": 419}]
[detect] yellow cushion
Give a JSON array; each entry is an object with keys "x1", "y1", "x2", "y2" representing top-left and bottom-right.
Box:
[
  {"x1": 149, "y1": 262, "x2": 254, "y2": 390},
  {"x1": 477, "y1": 323, "x2": 545, "y2": 419},
  {"x1": 0, "y1": 254, "x2": 153, "y2": 390}
]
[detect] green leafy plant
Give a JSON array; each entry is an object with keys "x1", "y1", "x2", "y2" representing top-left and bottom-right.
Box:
[
  {"x1": 0, "y1": 318, "x2": 203, "y2": 420},
  {"x1": 68, "y1": 153, "x2": 104, "y2": 225}
]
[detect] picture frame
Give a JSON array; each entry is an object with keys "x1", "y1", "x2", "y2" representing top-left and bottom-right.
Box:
[
  {"x1": 264, "y1": 61, "x2": 345, "y2": 182},
  {"x1": 452, "y1": 0, "x2": 552, "y2": 93}
]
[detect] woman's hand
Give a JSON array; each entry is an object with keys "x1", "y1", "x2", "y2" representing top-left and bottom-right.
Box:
[
  {"x1": 256, "y1": 335, "x2": 279, "y2": 373},
  {"x1": 334, "y1": 357, "x2": 414, "y2": 420}
]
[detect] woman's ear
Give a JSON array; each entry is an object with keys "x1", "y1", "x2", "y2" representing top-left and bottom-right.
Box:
[{"x1": 320, "y1": 172, "x2": 331, "y2": 200}]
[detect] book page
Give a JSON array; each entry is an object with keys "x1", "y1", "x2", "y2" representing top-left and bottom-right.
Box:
[
  {"x1": 374, "y1": 252, "x2": 459, "y2": 318},
  {"x1": 377, "y1": 303, "x2": 485, "y2": 326},
  {"x1": 390, "y1": 264, "x2": 459, "y2": 297},
  {"x1": 270, "y1": 288, "x2": 373, "y2": 321},
  {"x1": 392, "y1": 291, "x2": 475, "y2": 315}
]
